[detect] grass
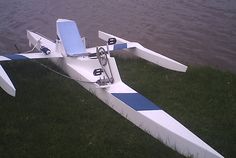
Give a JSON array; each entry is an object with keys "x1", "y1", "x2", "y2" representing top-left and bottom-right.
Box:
[{"x1": 0, "y1": 58, "x2": 235, "y2": 158}]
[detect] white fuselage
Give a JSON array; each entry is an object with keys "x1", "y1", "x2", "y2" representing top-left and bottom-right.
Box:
[{"x1": 26, "y1": 29, "x2": 224, "y2": 158}]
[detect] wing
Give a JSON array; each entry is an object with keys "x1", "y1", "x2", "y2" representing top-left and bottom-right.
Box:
[
  {"x1": 0, "y1": 52, "x2": 63, "y2": 62},
  {"x1": 0, "y1": 30, "x2": 63, "y2": 96},
  {"x1": 0, "y1": 65, "x2": 16, "y2": 96},
  {"x1": 0, "y1": 30, "x2": 63, "y2": 62},
  {"x1": 0, "y1": 51, "x2": 62, "y2": 96},
  {"x1": 91, "y1": 31, "x2": 188, "y2": 72}
]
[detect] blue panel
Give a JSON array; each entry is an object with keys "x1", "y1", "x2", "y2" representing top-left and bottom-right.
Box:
[
  {"x1": 114, "y1": 43, "x2": 127, "y2": 50},
  {"x1": 3, "y1": 54, "x2": 29, "y2": 60},
  {"x1": 112, "y1": 93, "x2": 161, "y2": 111},
  {"x1": 57, "y1": 20, "x2": 86, "y2": 56}
]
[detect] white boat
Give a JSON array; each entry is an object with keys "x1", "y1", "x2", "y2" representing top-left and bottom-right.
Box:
[{"x1": 0, "y1": 19, "x2": 223, "y2": 158}]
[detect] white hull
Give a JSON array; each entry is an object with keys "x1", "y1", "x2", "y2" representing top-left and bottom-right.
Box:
[
  {"x1": 24, "y1": 29, "x2": 223, "y2": 158},
  {"x1": 65, "y1": 62, "x2": 222, "y2": 158}
]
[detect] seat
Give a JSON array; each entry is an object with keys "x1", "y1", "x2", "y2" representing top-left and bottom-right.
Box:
[{"x1": 57, "y1": 19, "x2": 86, "y2": 56}]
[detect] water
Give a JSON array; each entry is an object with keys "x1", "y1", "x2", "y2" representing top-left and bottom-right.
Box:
[{"x1": 0, "y1": 0, "x2": 236, "y2": 73}]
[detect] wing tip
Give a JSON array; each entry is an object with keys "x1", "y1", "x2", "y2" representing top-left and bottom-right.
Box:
[{"x1": 8, "y1": 88, "x2": 16, "y2": 97}]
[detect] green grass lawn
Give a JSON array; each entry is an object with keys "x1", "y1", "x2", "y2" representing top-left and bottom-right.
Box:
[{"x1": 0, "y1": 58, "x2": 235, "y2": 158}]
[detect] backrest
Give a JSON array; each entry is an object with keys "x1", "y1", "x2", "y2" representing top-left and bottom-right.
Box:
[{"x1": 56, "y1": 19, "x2": 86, "y2": 56}]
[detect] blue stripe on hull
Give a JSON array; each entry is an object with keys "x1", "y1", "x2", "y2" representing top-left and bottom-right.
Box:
[
  {"x1": 113, "y1": 43, "x2": 127, "y2": 50},
  {"x1": 3, "y1": 54, "x2": 29, "y2": 60},
  {"x1": 112, "y1": 93, "x2": 161, "y2": 111}
]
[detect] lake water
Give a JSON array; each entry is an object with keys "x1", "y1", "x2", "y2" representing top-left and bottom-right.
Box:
[{"x1": 0, "y1": 0, "x2": 235, "y2": 73}]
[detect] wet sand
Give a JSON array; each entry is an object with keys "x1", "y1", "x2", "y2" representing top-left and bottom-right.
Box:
[{"x1": 0, "y1": 0, "x2": 235, "y2": 73}]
